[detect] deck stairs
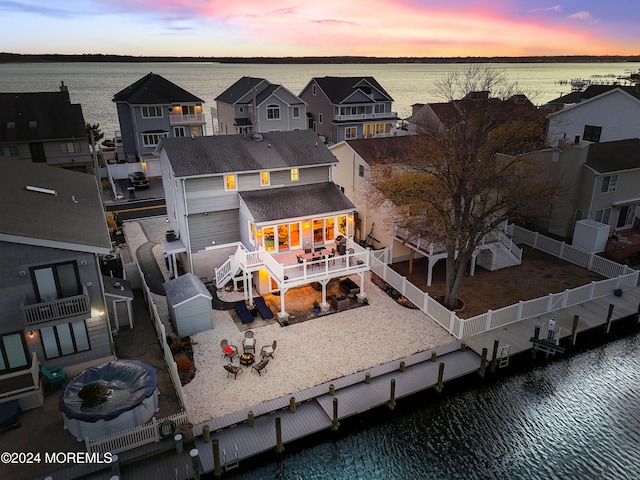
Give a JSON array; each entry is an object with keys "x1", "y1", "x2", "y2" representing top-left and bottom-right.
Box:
[
  {"x1": 476, "y1": 230, "x2": 522, "y2": 272},
  {"x1": 215, "y1": 246, "x2": 263, "y2": 287}
]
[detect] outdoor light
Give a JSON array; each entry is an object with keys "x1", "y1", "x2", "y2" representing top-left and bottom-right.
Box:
[{"x1": 28, "y1": 331, "x2": 35, "y2": 338}]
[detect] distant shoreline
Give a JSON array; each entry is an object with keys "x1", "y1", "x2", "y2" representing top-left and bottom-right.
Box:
[{"x1": 2, "y1": 53, "x2": 640, "y2": 64}]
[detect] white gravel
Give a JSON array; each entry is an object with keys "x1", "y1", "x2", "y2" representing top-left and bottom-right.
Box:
[{"x1": 183, "y1": 273, "x2": 454, "y2": 425}]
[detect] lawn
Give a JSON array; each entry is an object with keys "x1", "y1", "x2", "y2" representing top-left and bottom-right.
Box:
[{"x1": 390, "y1": 246, "x2": 605, "y2": 318}]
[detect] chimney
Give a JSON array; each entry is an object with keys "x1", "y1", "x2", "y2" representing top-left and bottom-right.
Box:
[{"x1": 59, "y1": 81, "x2": 68, "y2": 93}]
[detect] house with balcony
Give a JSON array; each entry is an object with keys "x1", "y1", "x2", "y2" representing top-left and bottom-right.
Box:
[
  {"x1": 214, "y1": 77, "x2": 307, "y2": 135},
  {"x1": 0, "y1": 82, "x2": 94, "y2": 174},
  {"x1": 157, "y1": 130, "x2": 370, "y2": 319},
  {"x1": 299, "y1": 76, "x2": 398, "y2": 144},
  {"x1": 544, "y1": 86, "x2": 640, "y2": 147},
  {"x1": 0, "y1": 159, "x2": 114, "y2": 410},
  {"x1": 112, "y1": 72, "x2": 206, "y2": 164}
]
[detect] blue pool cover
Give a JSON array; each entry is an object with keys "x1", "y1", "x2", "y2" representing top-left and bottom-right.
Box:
[{"x1": 59, "y1": 359, "x2": 157, "y2": 422}]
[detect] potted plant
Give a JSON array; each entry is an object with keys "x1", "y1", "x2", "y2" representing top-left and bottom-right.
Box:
[
  {"x1": 614, "y1": 288, "x2": 623, "y2": 297},
  {"x1": 313, "y1": 300, "x2": 320, "y2": 313}
]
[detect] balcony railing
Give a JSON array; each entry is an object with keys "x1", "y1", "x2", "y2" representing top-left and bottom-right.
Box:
[
  {"x1": 22, "y1": 285, "x2": 90, "y2": 326},
  {"x1": 334, "y1": 111, "x2": 398, "y2": 121},
  {"x1": 169, "y1": 113, "x2": 206, "y2": 125}
]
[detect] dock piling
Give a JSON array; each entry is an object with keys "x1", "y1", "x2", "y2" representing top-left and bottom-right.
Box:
[
  {"x1": 387, "y1": 378, "x2": 396, "y2": 411},
  {"x1": 212, "y1": 439, "x2": 222, "y2": 478},
  {"x1": 571, "y1": 315, "x2": 579, "y2": 346},
  {"x1": 174, "y1": 433, "x2": 184, "y2": 453},
  {"x1": 289, "y1": 397, "x2": 296, "y2": 413},
  {"x1": 247, "y1": 410, "x2": 254, "y2": 427},
  {"x1": 190, "y1": 448, "x2": 200, "y2": 480},
  {"x1": 435, "y1": 363, "x2": 445, "y2": 393},
  {"x1": 479, "y1": 347, "x2": 488, "y2": 378},
  {"x1": 365, "y1": 372, "x2": 371, "y2": 384},
  {"x1": 331, "y1": 397, "x2": 340, "y2": 431},
  {"x1": 202, "y1": 425, "x2": 210, "y2": 443},
  {"x1": 431, "y1": 351, "x2": 437, "y2": 362},
  {"x1": 491, "y1": 340, "x2": 499, "y2": 373},
  {"x1": 275, "y1": 417, "x2": 285, "y2": 454},
  {"x1": 110, "y1": 454, "x2": 119, "y2": 476},
  {"x1": 606, "y1": 303, "x2": 615, "y2": 334},
  {"x1": 329, "y1": 383, "x2": 335, "y2": 396},
  {"x1": 399, "y1": 361, "x2": 406, "y2": 372}
]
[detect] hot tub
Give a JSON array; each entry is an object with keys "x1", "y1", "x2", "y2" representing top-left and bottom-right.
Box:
[{"x1": 59, "y1": 359, "x2": 159, "y2": 441}]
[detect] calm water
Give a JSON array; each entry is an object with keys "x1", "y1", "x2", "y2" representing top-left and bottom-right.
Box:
[
  {"x1": 1, "y1": 61, "x2": 638, "y2": 140},
  {"x1": 226, "y1": 327, "x2": 640, "y2": 480}
]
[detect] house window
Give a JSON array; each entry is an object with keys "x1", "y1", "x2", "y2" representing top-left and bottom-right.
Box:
[
  {"x1": 40, "y1": 320, "x2": 90, "y2": 359},
  {"x1": 583, "y1": 125, "x2": 602, "y2": 142},
  {"x1": 358, "y1": 165, "x2": 365, "y2": 177},
  {"x1": 373, "y1": 124, "x2": 386, "y2": 135},
  {"x1": 595, "y1": 208, "x2": 611, "y2": 224},
  {"x1": 319, "y1": 113, "x2": 323, "y2": 124},
  {"x1": 260, "y1": 171, "x2": 270, "y2": 186},
  {"x1": 142, "y1": 132, "x2": 168, "y2": 147},
  {"x1": 249, "y1": 222, "x2": 256, "y2": 245},
  {"x1": 292, "y1": 107, "x2": 300, "y2": 118},
  {"x1": 312, "y1": 84, "x2": 317, "y2": 96},
  {"x1": 7, "y1": 121, "x2": 15, "y2": 128},
  {"x1": 291, "y1": 168, "x2": 299, "y2": 181},
  {"x1": 267, "y1": 105, "x2": 280, "y2": 120},
  {"x1": 225, "y1": 174, "x2": 237, "y2": 191},
  {"x1": 174, "y1": 126, "x2": 186, "y2": 137},
  {"x1": 31, "y1": 261, "x2": 81, "y2": 303},
  {"x1": 239, "y1": 107, "x2": 244, "y2": 114},
  {"x1": 374, "y1": 104, "x2": 385, "y2": 114},
  {"x1": 0, "y1": 332, "x2": 29, "y2": 374},
  {"x1": 141, "y1": 106, "x2": 163, "y2": 118},
  {"x1": 1, "y1": 145, "x2": 18, "y2": 157},
  {"x1": 601, "y1": 175, "x2": 617, "y2": 193},
  {"x1": 60, "y1": 142, "x2": 81, "y2": 153},
  {"x1": 29, "y1": 120, "x2": 38, "y2": 128},
  {"x1": 345, "y1": 127, "x2": 357, "y2": 139}
]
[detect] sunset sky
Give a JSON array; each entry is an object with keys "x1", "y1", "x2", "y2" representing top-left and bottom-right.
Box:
[{"x1": 2, "y1": 0, "x2": 639, "y2": 57}]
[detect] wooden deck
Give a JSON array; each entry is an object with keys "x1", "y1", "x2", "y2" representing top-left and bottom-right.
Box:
[{"x1": 465, "y1": 287, "x2": 640, "y2": 360}]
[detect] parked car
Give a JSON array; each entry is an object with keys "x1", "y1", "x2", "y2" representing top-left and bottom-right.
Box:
[
  {"x1": 102, "y1": 138, "x2": 116, "y2": 148},
  {"x1": 128, "y1": 171, "x2": 150, "y2": 188}
]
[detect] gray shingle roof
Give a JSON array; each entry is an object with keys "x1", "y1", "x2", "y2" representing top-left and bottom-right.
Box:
[
  {"x1": 345, "y1": 136, "x2": 414, "y2": 165},
  {"x1": 310, "y1": 77, "x2": 394, "y2": 104},
  {"x1": 546, "y1": 85, "x2": 640, "y2": 105},
  {"x1": 0, "y1": 158, "x2": 111, "y2": 252},
  {"x1": 164, "y1": 273, "x2": 212, "y2": 307},
  {"x1": 585, "y1": 138, "x2": 640, "y2": 173},
  {"x1": 215, "y1": 77, "x2": 266, "y2": 104},
  {"x1": 240, "y1": 183, "x2": 355, "y2": 223},
  {"x1": 112, "y1": 72, "x2": 203, "y2": 105},
  {"x1": 161, "y1": 130, "x2": 337, "y2": 177},
  {"x1": 0, "y1": 90, "x2": 86, "y2": 142}
]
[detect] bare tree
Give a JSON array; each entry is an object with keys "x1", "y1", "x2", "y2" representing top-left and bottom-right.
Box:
[{"x1": 371, "y1": 65, "x2": 560, "y2": 309}]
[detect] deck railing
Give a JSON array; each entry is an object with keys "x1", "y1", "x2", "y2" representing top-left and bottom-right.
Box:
[{"x1": 22, "y1": 285, "x2": 90, "y2": 325}]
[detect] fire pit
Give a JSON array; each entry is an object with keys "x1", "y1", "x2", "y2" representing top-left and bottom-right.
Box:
[{"x1": 240, "y1": 352, "x2": 255, "y2": 366}]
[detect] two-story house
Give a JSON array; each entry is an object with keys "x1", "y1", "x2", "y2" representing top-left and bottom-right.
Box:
[
  {"x1": 299, "y1": 77, "x2": 398, "y2": 144},
  {"x1": 545, "y1": 86, "x2": 640, "y2": 147},
  {"x1": 112, "y1": 72, "x2": 206, "y2": 163},
  {"x1": 0, "y1": 82, "x2": 94, "y2": 173},
  {"x1": 0, "y1": 159, "x2": 114, "y2": 411},
  {"x1": 157, "y1": 130, "x2": 370, "y2": 318},
  {"x1": 214, "y1": 77, "x2": 307, "y2": 135}
]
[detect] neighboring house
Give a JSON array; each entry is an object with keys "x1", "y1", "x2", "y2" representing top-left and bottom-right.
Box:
[
  {"x1": 112, "y1": 72, "x2": 206, "y2": 163},
  {"x1": 526, "y1": 138, "x2": 640, "y2": 239},
  {"x1": 0, "y1": 159, "x2": 114, "y2": 411},
  {"x1": 0, "y1": 82, "x2": 94, "y2": 173},
  {"x1": 214, "y1": 77, "x2": 307, "y2": 135},
  {"x1": 299, "y1": 76, "x2": 398, "y2": 144},
  {"x1": 331, "y1": 136, "x2": 521, "y2": 285},
  {"x1": 407, "y1": 92, "x2": 536, "y2": 134},
  {"x1": 545, "y1": 86, "x2": 640, "y2": 147},
  {"x1": 157, "y1": 130, "x2": 369, "y2": 317}
]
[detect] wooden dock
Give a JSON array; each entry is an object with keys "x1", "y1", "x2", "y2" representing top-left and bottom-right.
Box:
[{"x1": 465, "y1": 287, "x2": 640, "y2": 360}]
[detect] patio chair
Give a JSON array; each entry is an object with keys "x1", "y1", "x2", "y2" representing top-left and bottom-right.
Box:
[
  {"x1": 223, "y1": 364, "x2": 243, "y2": 379},
  {"x1": 260, "y1": 340, "x2": 277, "y2": 360},
  {"x1": 252, "y1": 358, "x2": 269, "y2": 376},
  {"x1": 235, "y1": 300, "x2": 255, "y2": 324},
  {"x1": 41, "y1": 366, "x2": 66, "y2": 388},
  {"x1": 220, "y1": 339, "x2": 239, "y2": 362},
  {"x1": 254, "y1": 296, "x2": 274, "y2": 320},
  {"x1": 243, "y1": 331, "x2": 256, "y2": 354}
]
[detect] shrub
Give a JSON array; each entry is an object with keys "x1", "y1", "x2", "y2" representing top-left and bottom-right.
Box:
[{"x1": 174, "y1": 353, "x2": 196, "y2": 385}]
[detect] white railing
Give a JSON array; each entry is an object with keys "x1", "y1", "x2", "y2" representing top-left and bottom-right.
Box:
[
  {"x1": 169, "y1": 113, "x2": 206, "y2": 125},
  {"x1": 22, "y1": 285, "x2": 90, "y2": 325},
  {"x1": 85, "y1": 411, "x2": 189, "y2": 454},
  {"x1": 368, "y1": 225, "x2": 639, "y2": 340},
  {"x1": 334, "y1": 111, "x2": 398, "y2": 121}
]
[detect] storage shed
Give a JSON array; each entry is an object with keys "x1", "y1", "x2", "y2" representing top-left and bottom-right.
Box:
[
  {"x1": 572, "y1": 219, "x2": 610, "y2": 253},
  {"x1": 164, "y1": 273, "x2": 213, "y2": 337}
]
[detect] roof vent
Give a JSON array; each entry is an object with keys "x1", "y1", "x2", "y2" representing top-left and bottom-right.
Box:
[
  {"x1": 26, "y1": 185, "x2": 57, "y2": 196},
  {"x1": 251, "y1": 133, "x2": 263, "y2": 142}
]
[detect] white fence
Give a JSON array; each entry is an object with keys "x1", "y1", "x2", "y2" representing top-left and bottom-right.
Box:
[
  {"x1": 86, "y1": 411, "x2": 189, "y2": 454},
  {"x1": 85, "y1": 264, "x2": 190, "y2": 454},
  {"x1": 369, "y1": 225, "x2": 639, "y2": 340}
]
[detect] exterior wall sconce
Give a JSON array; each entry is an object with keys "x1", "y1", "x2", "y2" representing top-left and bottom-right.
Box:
[
  {"x1": 19, "y1": 271, "x2": 26, "y2": 277},
  {"x1": 28, "y1": 331, "x2": 35, "y2": 338},
  {"x1": 80, "y1": 260, "x2": 87, "y2": 266}
]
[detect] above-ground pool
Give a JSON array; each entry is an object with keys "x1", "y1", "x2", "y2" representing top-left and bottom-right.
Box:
[{"x1": 59, "y1": 359, "x2": 159, "y2": 441}]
